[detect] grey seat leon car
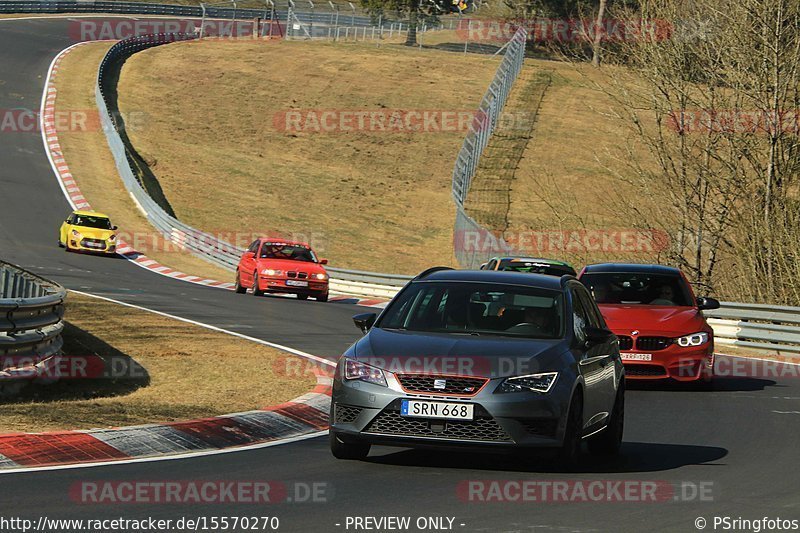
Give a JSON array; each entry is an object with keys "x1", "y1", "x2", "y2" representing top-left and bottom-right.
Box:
[{"x1": 330, "y1": 267, "x2": 625, "y2": 466}]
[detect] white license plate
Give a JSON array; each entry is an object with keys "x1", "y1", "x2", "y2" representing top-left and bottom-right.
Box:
[
  {"x1": 621, "y1": 353, "x2": 653, "y2": 361},
  {"x1": 400, "y1": 400, "x2": 474, "y2": 420},
  {"x1": 286, "y1": 280, "x2": 308, "y2": 287}
]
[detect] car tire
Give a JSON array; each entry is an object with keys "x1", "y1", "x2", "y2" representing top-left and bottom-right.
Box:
[
  {"x1": 234, "y1": 271, "x2": 247, "y2": 294},
  {"x1": 329, "y1": 430, "x2": 370, "y2": 460},
  {"x1": 558, "y1": 390, "x2": 583, "y2": 470},
  {"x1": 316, "y1": 292, "x2": 328, "y2": 302},
  {"x1": 588, "y1": 382, "x2": 624, "y2": 456},
  {"x1": 297, "y1": 294, "x2": 309, "y2": 301},
  {"x1": 251, "y1": 272, "x2": 264, "y2": 296}
]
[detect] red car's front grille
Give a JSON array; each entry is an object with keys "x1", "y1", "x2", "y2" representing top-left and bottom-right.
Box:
[
  {"x1": 636, "y1": 336, "x2": 673, "y2": 351},
  {"x1": 617, "y1": 335, "x2": 633, "y2": 351},
  {"x1": 286, "y1": 271, "x2": 309, "y2": 279}
]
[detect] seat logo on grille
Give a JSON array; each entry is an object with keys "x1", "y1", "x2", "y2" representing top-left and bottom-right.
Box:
[{"x1": 433, "y1": 379, "x2": 447, "y2": 390}]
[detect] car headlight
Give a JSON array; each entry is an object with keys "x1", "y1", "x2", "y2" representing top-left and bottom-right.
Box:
[
  {"x1": 315, "y1": 273, "x2": 328, "y2": 280},
  {"x1": 109, "y1": 234, "x2": 116, "y2": 241},
  {"x1": 71, "y1": 229, "x2": 81, "y2": 238},
  {"x1": 676, "y1": 332, "x2": 709, "y2": 347},
  {"x1": 343, "y1": 358, "x2": 387, "y2": 387},
  {"x1": 261, "y1": 269, "x2": 282, "y2": 276},
  {"x1": 497, "y1": 372, "x2": 558, "y2": 393}
]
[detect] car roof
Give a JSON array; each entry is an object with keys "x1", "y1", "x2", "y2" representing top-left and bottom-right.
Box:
[
  {"x1": 72, "y1": 210, "x2": 109, "y2": 218},
  {"x1": 420, "y1": 268, "x2": 566, "y2": 290},
  {"x1": 582, "y1": 263, "x2": 682, "y2": 275}
]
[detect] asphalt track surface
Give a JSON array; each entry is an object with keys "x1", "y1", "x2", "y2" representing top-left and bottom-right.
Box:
[{"x1": 1, "y1": 17, "x2": 799, "y2": 533}]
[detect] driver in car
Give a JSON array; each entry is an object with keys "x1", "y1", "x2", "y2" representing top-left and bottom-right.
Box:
[{"x1": 650, "y1": 284, "x2": 676, "y2": 305}]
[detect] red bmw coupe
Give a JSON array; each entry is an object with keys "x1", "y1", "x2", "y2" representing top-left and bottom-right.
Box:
[
  {"x1": 235, "y1": 239, "x2": 329, "y2": 301},
  {"x1": 578, "y1": 264, "x2": 720, "y2": 381}
]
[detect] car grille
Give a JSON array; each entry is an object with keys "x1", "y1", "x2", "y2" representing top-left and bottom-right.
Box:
[
  {"x1": 617, "y1": 335, "x2": 633, "y2": 351},
  {"x1": 80, "y1": 238, "x2": 106, "y2": 250},
  {"x1": 636, "y1": 336, "x2": 673, "y2": 351},
  {"x1": 396, "y1": 374, "x2": 487, "y2": 396},
  {"x1": 364, "y1": 410, "x2": 512, "y2": 442},
  {"x1": 625, "y1": 364, "x2": 667, "y2": 377},
  {"x1": 334, "y1": 404, "x2": 362, "y2": 424},
  {"x1": 286, "y1": 271, "x2": 308, "y2": 279},
  {"x1": 517, "y1": 418, "x2": 558, "y2": 437}
]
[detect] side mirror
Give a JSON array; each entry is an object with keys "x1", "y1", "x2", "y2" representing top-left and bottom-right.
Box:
[
  {"x1": 319, "y1": 258, "x2": 328, "y2": 265},
  {"x1": 112, "y1": 225, "x2": 119, "y2": 231},
  {"x1": 479, "y1": 263, "x2": 487, "y2": 270},
  {"x1": 353, "y1": 312, "x2": 377, "y2": 333},
  {"x1": 697, "y1": 297, "x2": 720, "y2": 311},
  {"x1": 245, "y1": 251, "x2": 256, "y2": 258},
  {"x1": 585, "y1": 326, "x2": 616, "y2": 347}
]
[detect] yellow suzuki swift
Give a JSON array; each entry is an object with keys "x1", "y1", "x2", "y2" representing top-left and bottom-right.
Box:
[{"x1": 58, "y1": 210, "x2": 118, "y2": 254}]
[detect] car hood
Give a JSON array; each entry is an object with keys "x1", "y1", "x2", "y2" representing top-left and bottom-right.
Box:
[
  {"x1": 72, "y1": 226, "x2": 115, "y2": 240},
  {"x1": 351, "y1": 328, "x2": 568, "y2": 379},
  {"x1": 255, "y1": 258, "x2": 326, "y2": 274},
  {"x1": 598, "y1": 304, "x2": 708, "y2": 336}
]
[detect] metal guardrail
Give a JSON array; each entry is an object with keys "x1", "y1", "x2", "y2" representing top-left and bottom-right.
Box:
[
  {"x1": 706, "y1": 303, "x2": 800, "y2": 355},
  {"x1": 0, "y1": 260, "x2": 66, "y2": 366},
  {"x1": 95, "y1": 34, "x2": 412, "y2": 293},
  {"x1": 450, "y1": 27, "x2": 527, "y2": 270}
]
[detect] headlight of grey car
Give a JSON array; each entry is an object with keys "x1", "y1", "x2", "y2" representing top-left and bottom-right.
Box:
[
  {"x1": 343, "y1": 358, "x2": 388, "y2": 387},
  {"x1": 497, "y1": 372, "x2": 558, "y2": 393}
]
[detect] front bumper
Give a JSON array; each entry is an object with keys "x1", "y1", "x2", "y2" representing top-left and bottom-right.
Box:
[
  {"x1": 330, "y1": 373, "x2": 572, "y2": 450},
  {"x1": 621, "y1": 345, "x2": 713, "y2": 381},
  {"x1": 258, "y1": 276, "x2": 328, "y2": 294},
  {"x1": 69, "y1": 238, "x2": 116, "y2": 254}
]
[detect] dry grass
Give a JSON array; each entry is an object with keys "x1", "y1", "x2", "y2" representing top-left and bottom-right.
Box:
[
  {"x1": 0, "y1": 292, "x2": 317, "y2": 433},
  {"x1": 116, "y1": 39, "x2": 500, "y2": 274},
  {"x1": 54, "y1": 42, "x2": 234, "y2": 281}
]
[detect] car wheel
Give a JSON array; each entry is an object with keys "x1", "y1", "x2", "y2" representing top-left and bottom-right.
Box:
[
  {"x1": 558, "y1": 390, "x2": 583, "y2": 470},
  {"x1": 297, "y1": 294, "x2": 309, "y2": 301},
  {"x1": 251, "y1": 272, "x2": 264, "y2": 296},
  {"x1": 588, "y1": 382, "x2": 624, "y2": 456},
  {"x1": 316, "y1": 292, "x2": 329, "y2": 302},
  {"x1": 329, "y1": 430, "x2": 370, "y2": 460},
  {"x1": 234, "y1": 271, "x2": 247, "y2": 294}
]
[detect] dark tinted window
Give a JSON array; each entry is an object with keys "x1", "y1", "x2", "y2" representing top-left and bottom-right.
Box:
[
  {"x1": 377, "y1": 281, "x2": 565, "y2": 339},
  {"x1": 259, "y1": 243, "x2": 317, "y2": 262},
  {"x1": 73, "y1": 215, "x2": 112, "y2": 230},
  {"x1": 498, "y1": 259, "x2": 576, "y2": 277},
  {"x1": 581, "y1": 272, "x2": 693, "y2": 306}
]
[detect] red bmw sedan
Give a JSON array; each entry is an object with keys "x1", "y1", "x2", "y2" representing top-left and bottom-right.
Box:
[
  {"x1": 578, "y1": 263, "x2": 720, "y2": 381},
  {"x1": 235, "y1": 239, "x2": 329, "y2": 301}
]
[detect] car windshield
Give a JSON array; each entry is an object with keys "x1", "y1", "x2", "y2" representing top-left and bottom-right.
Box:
[
  {"x1": 580, "y1": 272, "x2": 693, "y2": 306},
  {"x1": 377, "y1": 281, "x2": 565, "y2": 339},
  {"x1": 73, "y1": 215, "x2": 112, "y2": 230},
  {"x1": 498, "y1": 259, "x2": 575, "y2": 276},
  {"x1": 259, "y1": 243, "x2": 317, "y2": 262}
]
